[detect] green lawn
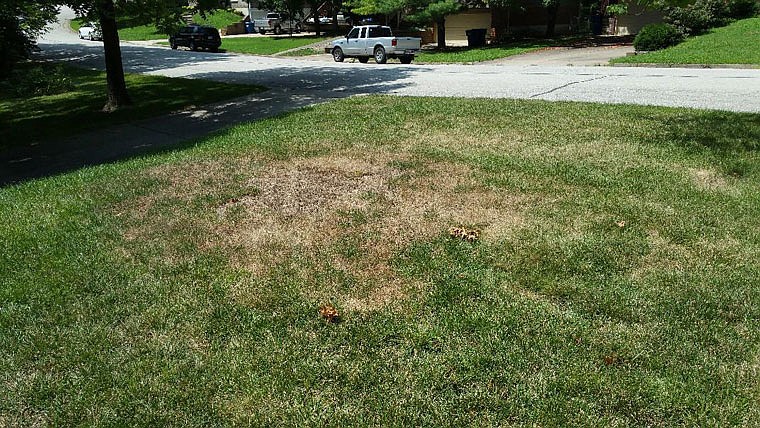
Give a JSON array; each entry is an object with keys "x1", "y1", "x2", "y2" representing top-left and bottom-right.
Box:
[
  {"x1": 612, "y1": 17, "x2": 760, "y2": 65},
  {"x1": 280, "y1": 46, "x2": 326, "y2": 57},
  {"x1": 221, "y1": 36, "x2": 332, "y2": 55},
  {"x1": 416, "y1": 40, "x2": 552, "y2": 63},
  {"x1": 0, "y1": 64, "x2": 263, "y2": 151},
  {"x1": 71, "y1": 9, "x2": 243, "y2": 41},
  {"x1": 2, "y1": 96, "x2": 760, "y2": 425}
]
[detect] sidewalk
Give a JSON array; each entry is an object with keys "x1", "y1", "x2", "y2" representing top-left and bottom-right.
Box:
[
  {"x1": 0, "y1": 89, "x2": 343, "y2": 186},
  {"x1": 486, "y1": 45, "x2": 634, "y2": 66}
]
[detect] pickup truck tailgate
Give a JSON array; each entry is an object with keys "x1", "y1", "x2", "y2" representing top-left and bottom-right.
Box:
[{"x1": 393, "y1": 37, "x2": 420, "y2": 50}]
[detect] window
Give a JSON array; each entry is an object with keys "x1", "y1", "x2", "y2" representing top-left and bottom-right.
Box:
[
  {"x1": 368, "y1": 27, "x2": 392, "y2": 37},
  {"x1": 347, "y1": 27, "x2": 359, "y2": 39},
  {"x1": 360, "y1": 28, "x2": 366, "y2": 38}
]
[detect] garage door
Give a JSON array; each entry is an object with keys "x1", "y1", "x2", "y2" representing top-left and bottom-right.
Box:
[{"x1": 444, "y1": 10, "x2": 491, "y2": 41}]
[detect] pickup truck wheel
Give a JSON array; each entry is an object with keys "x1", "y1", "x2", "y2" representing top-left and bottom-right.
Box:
[
  {"x1": 358, "y1": 57, "x2": 369, "y2": 63},
  {"x1": 274, "y1": 26, "x2": 282, "y2": 35},
  {"x1": 332, "y1": 47, "x2": 345, "y2": 62},
  {"x1": 259, "y1": 29, "x2": 267, "y2": 35},
  {"x1": 374, "y1": 46, "x2": 387, "y2": 64},
  {"x1": 400, "y1": 55, "x2": 413, "y2": 64}
]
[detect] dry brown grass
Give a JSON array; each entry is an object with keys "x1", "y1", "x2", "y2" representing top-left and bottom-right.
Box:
[
  {"x1": 690, "y1": 168, "x2": 732, "y2": 192},
  {"x1": 215, "y1": 154, "x2": 528, "y2": 311},
  {"x1": 115, "y1": 150, "x2": 530, "y2": 312}
]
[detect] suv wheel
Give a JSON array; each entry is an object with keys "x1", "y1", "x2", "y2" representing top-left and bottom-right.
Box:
[
  {"x1": 274, "y1": 25, "x2": 282, "y2": 35},
  {"x1": 189, "y1": 41, "x2": 197, "y2": 51}
]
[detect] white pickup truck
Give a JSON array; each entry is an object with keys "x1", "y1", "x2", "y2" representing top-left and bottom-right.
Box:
[
  {"x1": 327, "y1": 25, "x2": 421, "y2": 64},
  {"x1": 253, "y1": 12, "x2": 301, "y2": 35}
]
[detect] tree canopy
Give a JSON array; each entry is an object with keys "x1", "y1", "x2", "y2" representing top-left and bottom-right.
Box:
[{"x1": 0, "y1": 0, "x2": 59, "y2": 76}]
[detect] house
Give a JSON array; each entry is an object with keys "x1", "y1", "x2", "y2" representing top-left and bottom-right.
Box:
[
  {"x1": 436, "y1": 0, "x2": 662, "y2": 44},
  {"x1": 612, "y1": 3, "x2": 663, "y2": 36},
  {"x1": 435, "y1": 0, "x2": 582, "y2": 44}
]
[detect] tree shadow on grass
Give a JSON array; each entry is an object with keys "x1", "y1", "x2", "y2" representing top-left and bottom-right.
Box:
[
  {"x1": 0, "y1": 64, "x2": 419, "y2": 187},
  {"x1": 662, "y1": 111, "x2": 760, "y2": 154}
]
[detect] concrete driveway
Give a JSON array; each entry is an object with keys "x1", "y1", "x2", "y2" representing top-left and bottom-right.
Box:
[{"x1": 486, "y1": 45, "x2": 635, "y2": 66}]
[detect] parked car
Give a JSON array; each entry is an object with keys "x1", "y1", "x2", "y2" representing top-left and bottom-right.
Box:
[
  {"x1": 327, "y1": 25, "x2": 421, "y2": 64},
  {"x1": 169, "y1": 25, "x2": 222, "y2": 52},
  {"x1": 305, "y1": 12, "x2": 351, "y2": 26},
  {"x1": 253, "y1": 12, "x2": 301, "y2": 35},
  {"x1": 78, "y1": 22, "x2": 102, "y2": 41}
]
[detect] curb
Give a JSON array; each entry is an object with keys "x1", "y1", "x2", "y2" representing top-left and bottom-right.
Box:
[{"x1": 611, "y1": 62, "x2": 760, "y2": 69}]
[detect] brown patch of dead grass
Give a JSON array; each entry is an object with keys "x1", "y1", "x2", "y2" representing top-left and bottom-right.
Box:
[
  {"x1": 690, "y1": 168, "x2": 732, "y2": 192},
  {"x1": 210, "y1": 153, "x2": 528, "y2": 311},
  {"x1": 111, "y1": 151, "x2": 530, "y2": 312}
]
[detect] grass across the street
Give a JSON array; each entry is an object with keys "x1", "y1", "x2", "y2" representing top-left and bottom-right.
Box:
[
  {"x1": 71, "y1": 10, "x2": 243, "y2": 41},
  {"x1": 0, "y1": 64, "x2": 264, "y2": 150},
  {"x1": 2, "y1": 96, "x2": 760, "y2": 425},
  {"x1": 612, "y1": 17, "x2": 760, "y2": 65},
  {"x1": 280, "y1": 46, "x2": 326, "y2": 57},
  {"x1": 221, "y1": 36, "x2": 332, "y2": 55},
  {"x1": 416, "y1": 41, "x2": 551, "y2": 63}
]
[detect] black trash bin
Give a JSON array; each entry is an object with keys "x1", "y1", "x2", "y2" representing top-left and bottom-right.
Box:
[
  {"x1": 590, "y1": 15, "x2": 603, "y2": 35},
  {"x1": 465, "y1": 28, "x2": 487, "y2": 47}
]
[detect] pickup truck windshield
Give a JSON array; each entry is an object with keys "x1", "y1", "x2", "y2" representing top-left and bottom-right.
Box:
[{"x1": 368, "y1": 27, "x2": 392, "y2": 37}]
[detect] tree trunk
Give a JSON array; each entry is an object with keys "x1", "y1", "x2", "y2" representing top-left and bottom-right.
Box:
[
  {"x1": 436, "y1": 19, "x2": 446, "y2": 48},
  {"x1": 97, "y1": 0, "x2": 131, "y2": 112},
  {"x1": 331, "y1": 0, "x2": 340, "y2": 35},
  {"x1": 310, "y1": 0, "x2": 321, "y2": 36},
  {"x1": 545, "y1": 2, "x2": 559, "y2": 37}
]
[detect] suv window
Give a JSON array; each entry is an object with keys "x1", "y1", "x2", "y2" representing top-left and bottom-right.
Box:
[
  {"x1": 347, "y1": 27, "x2": 359, "y2": 39},
  {"x1": 360, "y1": 28, "x2": 366, "y2": 38}
]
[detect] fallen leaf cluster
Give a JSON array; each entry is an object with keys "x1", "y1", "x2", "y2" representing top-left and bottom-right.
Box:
[
  {"x1": 448, "y1": 226, "x2": 480, "y2": 243},
  {"x1": 319, "y1": 304, "x2": 340, "y2": 323}
]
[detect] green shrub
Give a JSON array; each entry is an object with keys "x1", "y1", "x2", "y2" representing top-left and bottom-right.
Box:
[
  {"x1": 666, "y1": 0, "x2": 728, "y2": 35},
  {"x1": 633, "y1": 23, "x2": 684, "y2": 51},
  {"x1": 666, "y1": 0, "x2": 758, "y2": 35},
  {"x1": 726, "y1": 0, "x2": 760, "y2": 19},
  {"x1": 0, "y1": 65, "x2": 74, "y2": 97}
]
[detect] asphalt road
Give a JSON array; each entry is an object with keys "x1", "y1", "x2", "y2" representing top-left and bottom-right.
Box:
[{"x1": 40, "y1": 8, "x2": 760, "y2": 113}]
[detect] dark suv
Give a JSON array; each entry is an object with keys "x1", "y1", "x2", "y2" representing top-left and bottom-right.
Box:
[{"x1": 169, "y1": 25, "x2": 222, "y2": 52}]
